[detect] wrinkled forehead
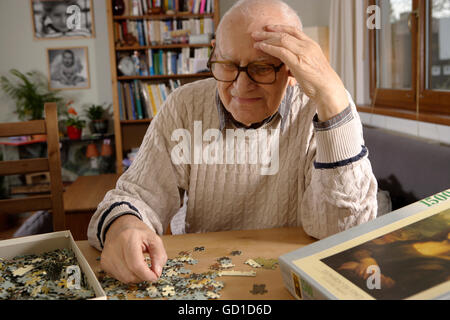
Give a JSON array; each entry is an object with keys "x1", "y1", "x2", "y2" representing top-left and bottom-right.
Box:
[
  {"x1": 216, "y1": 5, "x2": 299, "y2": 62},
  {"x1": 216, "y1": 16, "x2": 284, "y2": 62}
]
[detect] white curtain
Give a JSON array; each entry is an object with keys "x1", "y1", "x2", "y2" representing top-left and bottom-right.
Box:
[{"x1": 329, "y1": 0, "x2": 357, "y2": 99}]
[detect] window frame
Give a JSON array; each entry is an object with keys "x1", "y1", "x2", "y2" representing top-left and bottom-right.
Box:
[{"x1": 365, "y1": 0, "x2": 450, "y2": 126}]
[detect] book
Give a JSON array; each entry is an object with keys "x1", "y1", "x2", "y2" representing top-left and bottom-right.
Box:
[
  {"x1": 118, "y1": 82, "x2": 125, "y2": 120},
  {"x1": 279, "y1": 189, "x2": 450, "y2": 300},
  {"x1": 128, "y1": 82, "x2": 137, "y2": 120},
  {"x1": 159, "y1": 83, "x2": 167, "y2": 102},
  {"x1": 193, "y1": 0, "x2": 201, "y2": 14},
  {"x1": 123, "y1": 82, "x2": 134, "y2": 120},
  {"x1": 141, "y1": 0, "x2": 148, "y2": 14},
  {"x1": 136, "y1": 21, "x2": 145, "y2": 46},
  {"x1": 152, "y1": 84, "x2": 163, "y2": 110},
  {"x1": 159, "y1": 49, "x2": 164, "y2": 75},
  {"x1": 148, "y1": 49, "x2": 155, "y2": 75},
  {"x1": 140, "y1": 82, "x2": 153, "y2": 119},
  {"x1": 187, "y1": 0, "x2": 194, "y2": 13},
  {"x1": 133, "y1": 80, "x2": 144, "y2": 119},
  {"x1": 199, "y1": 0, "x2": 206, "y2": 14},
  {"x1": 147, "y1": 84, "x2": 158, "y2": 116},
  {"x1": 132, "y1": 0, "x2": 140, "y2": 16},
  {"x1": 121, "y1": 21, "x2": 128, "y2": 38}
]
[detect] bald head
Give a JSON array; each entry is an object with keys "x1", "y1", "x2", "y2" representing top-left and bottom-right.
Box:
[{"x1": 216, "y1": 0, "x2": 302, "y2": 46}]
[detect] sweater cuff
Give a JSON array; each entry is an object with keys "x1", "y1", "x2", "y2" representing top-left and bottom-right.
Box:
[
  {"x1": 96, "y1": 202, "x2": 143, "y2": 248},
  {"x1": 314, "y1": 115, "x2": 364, "y2": 165}
]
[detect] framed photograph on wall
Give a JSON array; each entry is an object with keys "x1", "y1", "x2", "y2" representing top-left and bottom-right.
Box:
[
  {"x1": 31, "y1": 0, "x2": 95, "y2": 40},
  {"x1": 47, "y1": 47, "x2": 91, "y2": 90}
]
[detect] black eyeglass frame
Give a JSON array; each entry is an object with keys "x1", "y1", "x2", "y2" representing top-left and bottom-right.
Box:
[{"x1": 207, "y1": 46, "x2": 285, "y2": 85}]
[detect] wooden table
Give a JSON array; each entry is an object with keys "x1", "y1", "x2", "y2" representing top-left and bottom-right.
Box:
[
  {"x1": 77, "y1": 227, "x2": 316, "y2": 300},
  {"x1": 64, "y1": 174, "x2": 119, "y2": 240}
]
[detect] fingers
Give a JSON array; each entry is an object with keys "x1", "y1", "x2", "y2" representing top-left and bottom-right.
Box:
[
  {"x1": 252, "y1": 29, "x2": 307, "y2": 46},
  {"x1": 253, "y1": 41, "x2": 298, "y2": 70},
  {"x1": 124, "y1": 233, "x2": 160, "y2": 283},
  {"x1": 100, "y1": 249, "x2": 142, "y2": 284},
  {"x1": 145, "y1": 235, "x2": 168, "y2": 278},
  {"x1": 101, "y1": 219, "x2": 168, "y2": 284},
  {"x1": 252, "y1": 31, "x2": 306, "y2": 53},
  {"x1": 265, "y1": 24, "x2": 310, "y2": 41},
  {"x1": 251, "y1": 27, "x2": 309, "y2": 72}
]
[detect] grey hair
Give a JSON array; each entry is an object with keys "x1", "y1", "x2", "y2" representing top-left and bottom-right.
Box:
[{"x1": 218, "y1": 0, "x2": 303, "y2": 37}]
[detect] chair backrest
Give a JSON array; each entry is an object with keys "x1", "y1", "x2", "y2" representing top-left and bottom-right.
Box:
[{"x1": 0, "y1": 103, "x2": 65, "y2": 231}]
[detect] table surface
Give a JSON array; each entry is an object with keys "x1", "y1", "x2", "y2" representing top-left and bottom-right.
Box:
[
  {"x1": 64, "y1": 174, "x2": 119, "y2": 212},
  {"x1": 77, "y1": 227, "x2": 316, "y2": 300}
]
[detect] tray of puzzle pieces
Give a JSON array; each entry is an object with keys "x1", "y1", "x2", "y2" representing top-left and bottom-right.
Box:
[{"x1": 0, "y1": 231, "x2": 106, "y2": 300}]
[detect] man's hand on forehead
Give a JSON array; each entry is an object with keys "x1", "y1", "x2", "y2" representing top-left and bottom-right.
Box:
[
  {"x1": 215, "y1": 43, "x2": 280, "y2": 65},
  {"x1": 252, "y1": 24, "x2": 349, "y2": 122}
]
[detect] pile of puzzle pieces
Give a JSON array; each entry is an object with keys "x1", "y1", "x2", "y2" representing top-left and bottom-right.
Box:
[
  {"x1": 99, "y1": 250, "x2": 224, "y2": 300},
  {"x1": 98, "y1": 247, "x2": 279, "y2": 300},
  {"x1": 0, "y1": 249, "x2": 95, "y2": 300}
]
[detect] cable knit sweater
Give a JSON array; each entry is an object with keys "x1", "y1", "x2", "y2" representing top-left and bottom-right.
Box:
[{"x1": 87, "y1": 78, "x2": 378, "y2": 251}]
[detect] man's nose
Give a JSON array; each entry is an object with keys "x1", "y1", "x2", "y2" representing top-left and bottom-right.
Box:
[{"x1": 233, "y1": 69, "x2": 257, "y2": 90}]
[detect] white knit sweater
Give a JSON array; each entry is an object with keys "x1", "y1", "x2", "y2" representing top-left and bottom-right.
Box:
[{"x1": 87, "y1": 78, "x2": 378, "y2": 251}]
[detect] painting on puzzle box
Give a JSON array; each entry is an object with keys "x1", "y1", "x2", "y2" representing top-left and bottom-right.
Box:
[{"x1": 320, "y1": 208, "x2": 450, "y2": 300}]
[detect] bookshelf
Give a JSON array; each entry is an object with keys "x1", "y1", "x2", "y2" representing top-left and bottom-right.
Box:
[{"x1": 106, "y1": 0, "x2": 220, "y2": 173}]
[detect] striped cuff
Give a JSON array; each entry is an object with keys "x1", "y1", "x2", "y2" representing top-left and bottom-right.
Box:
[
  {"x1": 313, "y1": 105, "x2": 353, "y2": 131},
  {"x1": 314, "y1": 114, "x2": 364, "y2": 166},
  {"x1": 96, "y1": 202, "x2": 143, "y2": 248},
  {"x1": 314, "y1": 146, "x2": 367, "y2": 169}
]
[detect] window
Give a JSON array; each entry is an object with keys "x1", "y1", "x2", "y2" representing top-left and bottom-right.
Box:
[{"x1": 366, "y1": 0, "x2": 450, "y2": 125}]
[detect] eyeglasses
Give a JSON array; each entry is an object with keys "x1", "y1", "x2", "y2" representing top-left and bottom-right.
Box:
[{"x1": 207, "y1": 47, "x2": 284, "y2": 85}]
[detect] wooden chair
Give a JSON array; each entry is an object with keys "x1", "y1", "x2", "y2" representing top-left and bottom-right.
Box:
[{"x1": 0, "y1": 103, "x2": 65, "y2": 232}]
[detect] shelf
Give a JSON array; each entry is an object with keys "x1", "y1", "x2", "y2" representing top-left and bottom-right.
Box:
[
  {"x1": 113, "y1": 13, "x2": 214, "y2": 21},
  {"x1": 357, "y1": 105, "x2": 450, "y2": 126},
  {"x1": 117, "y1": 72, "x2": 212, "y2": 80},
  {"x1": 107, "y1": 0, "x2": 220, "y2": 174},
  {"x1": 120, "y1": 119, "x2": 153, "y2": 125},
  {"x1": 60, "y1": 133, "x2": 115, "y2": 143},
  {"x1": 0, "y1": 138, "x2": 46, "y2": 146},
  {"x1": 116, "y1": 43, "x2": 211, "y2": 51}
]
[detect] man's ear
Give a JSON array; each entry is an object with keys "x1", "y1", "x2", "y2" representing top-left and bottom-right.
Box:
[
  {"x1": 288, "y1": 74, "x2": 297, "y2": 86},
  {"x1": 285, "y1": 67, "x2": 297, "y2": 86},
  {"x1": 211, "y1": 39, "x2": 216, "y2": 47}
]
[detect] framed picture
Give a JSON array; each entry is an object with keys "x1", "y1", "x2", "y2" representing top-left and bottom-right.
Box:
[
  {"x1": 31, "y1": 0, "x2": 95, "y2": 40},
  {"x1": 47, "y1": 47, "x2": 91, "y2": 90}
]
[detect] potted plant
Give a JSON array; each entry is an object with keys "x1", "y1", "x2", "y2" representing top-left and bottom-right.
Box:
[
  {"x1": 0, "y1": 69, "x2": 64, "y2": 121},
  {"x1": 64, "y1": 103, "x2": 86, "y2": 140},
  {"x1": 85, "y1": 104, "x2": 110, "y2": 134}
]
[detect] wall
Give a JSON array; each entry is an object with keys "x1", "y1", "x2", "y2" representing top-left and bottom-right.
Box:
[
  {"x1": 0, "y1": 0, "x2": 112, "y2": 124},
  {"x1": 219, "y1": 0, "x2": 331, "y2": 27}
]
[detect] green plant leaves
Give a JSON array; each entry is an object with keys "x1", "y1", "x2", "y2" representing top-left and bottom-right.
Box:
[{"x1": 0, "y1": 69, "x2": 64, "y2": 120}]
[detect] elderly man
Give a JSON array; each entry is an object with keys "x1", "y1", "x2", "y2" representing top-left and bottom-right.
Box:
[{"x1": 88, "y1": 0, "x2": 378, "y2": 284}]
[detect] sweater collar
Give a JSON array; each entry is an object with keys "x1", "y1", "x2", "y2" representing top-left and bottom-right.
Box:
[{"x1": 215, "y1": 85, "x2": 294, "y2": 132}]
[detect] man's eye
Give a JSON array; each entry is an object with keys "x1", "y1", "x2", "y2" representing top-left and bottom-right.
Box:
[
  {"x1": 251, "y1": 65, "x2": 273, "y2": 74},
  {"x1": 221, "y1": 63, "x2": 236, "y2": 71}
]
